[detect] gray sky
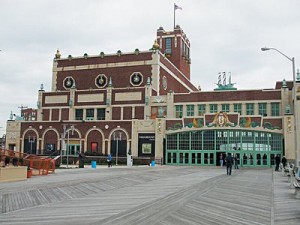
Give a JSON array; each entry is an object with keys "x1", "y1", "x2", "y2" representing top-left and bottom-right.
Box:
[{"x1": 1, "y1": 0, "x2": 300, "y2": 137}]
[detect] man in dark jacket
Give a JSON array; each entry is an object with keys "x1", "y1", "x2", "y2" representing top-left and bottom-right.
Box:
[
  {"x1": 225, "y1": 153, "x2": 234, "y2": 175},
  {"x1": 275, "y1": 154, "x2": 280, "y2": 171},
  {"x1": 281, "y1": 156, "x2": 287, "y2": 169}
]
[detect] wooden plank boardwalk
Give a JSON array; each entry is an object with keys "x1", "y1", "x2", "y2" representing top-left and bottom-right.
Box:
[{"x1": 0, "y1": 166, "x2": 299, "y2": 224}]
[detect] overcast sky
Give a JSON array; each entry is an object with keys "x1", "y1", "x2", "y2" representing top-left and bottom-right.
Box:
[{"x1": 0, "y1": 0, "x2": 300, "y2": 137}]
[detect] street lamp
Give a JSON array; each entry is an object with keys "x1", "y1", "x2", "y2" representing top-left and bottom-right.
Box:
[
  {"x1": 261, "y1": 47, "x2": 299, "y2": 166},
  {"x1": 28, "y1": 136, "x2": 35, "y2": 154},
  {"x1": 113, "y1": 132, "x2": 122, "y2": 166},
  {"x1": 66, "y1": 125, "x2": 74, "y2": 168}
]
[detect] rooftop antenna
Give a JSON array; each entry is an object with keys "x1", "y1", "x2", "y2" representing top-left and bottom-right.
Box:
[
  {"x1": 223, "y1": 72, "x2": 226, "y2": 85},
  {"x1": 18, "y1": 105, "x2": 28, "y2": 117},
  {"x1": 217, "y1": 72, "x2": 221, "y2": 86}
]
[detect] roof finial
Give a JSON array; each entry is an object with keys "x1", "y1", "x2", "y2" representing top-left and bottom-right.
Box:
[
  {"x1": 282, "y1": 79, "x2": 287, "y2": 88},
  {"x1": 55, "y1": 49, "x2": 61, "y2": 59},
  {"x1": 152, "y1": 40, "x2": 160, "y2": 50}
]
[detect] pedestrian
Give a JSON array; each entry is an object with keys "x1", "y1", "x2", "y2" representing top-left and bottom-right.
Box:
[
  {"x1": 78, "y1": 152, "x2": 85, "y2": 168},
  {"x1": 281, "y1": 156, "x2": 287, "y2": 169},
  {"x1": 225, "y1": 153, "x2": 233, "y2": 175},
  {"x1": 234, "y1": 154, "x2": 239, "y2": 169},
  {"x1": 275, "y1": 154, "x2": 280, "y2": 171},
  {"x1": 107, "y1": 154, "x2": 112, "y2": 168},
  {"x1": 220, "y1": 153, "x2": 224, "y2": 167}
]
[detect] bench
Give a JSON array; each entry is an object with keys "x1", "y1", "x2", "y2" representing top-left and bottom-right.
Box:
[
  {"x1": 294, "y1": 182, "x2": 300, "y2": 199},
  {"x1": 284, "y1": 168, "x2": 290, "y2": 176}
]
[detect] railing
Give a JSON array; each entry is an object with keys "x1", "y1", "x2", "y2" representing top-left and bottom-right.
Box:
[
  {"x1": 0, "y1": 148, "x2": 56, "y2": 175},
  {"x1": 83, "y1": 156, "x2": 163, "y2": 166}
]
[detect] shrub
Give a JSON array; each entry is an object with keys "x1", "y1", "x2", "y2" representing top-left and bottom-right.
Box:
[
  {"x1": 5, "y1": 156, "x2": 10, "y2": 166},
  {"x1": 19, "y1": 158, "x2": 24, "y2": 166},
  {"x1": 12, "y1": 157, "x2": 18, "y2": 166}
]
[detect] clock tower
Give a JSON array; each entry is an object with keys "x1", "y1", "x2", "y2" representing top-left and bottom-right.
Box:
[{"x1": 156, "y1": 25, "x2": 191, "y2": 80}]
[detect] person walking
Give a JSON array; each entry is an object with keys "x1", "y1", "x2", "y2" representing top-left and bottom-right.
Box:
[
  {"x1": 275, "y1": 154, "x2": 280, "y2": 171},
  {"x1": 225, "y1": 153, "x2": 233, "y2": 175},
  {"x1": 220, "y1": 153, "x2": 224, "y2": 167},
  {"x1": 281, "y1": 156, "x2": 287, "y2": 169},
  {"x1": 234, "y1": 154, "x2": 239, "y2": 169},
  {"x1": 107, "y1": 154, "x2": 112, "y2": 168}
]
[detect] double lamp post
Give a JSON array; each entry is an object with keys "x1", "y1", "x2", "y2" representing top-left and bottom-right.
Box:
[{"x1": 261, "y1": 47, "x2": 299, "y2": 166}]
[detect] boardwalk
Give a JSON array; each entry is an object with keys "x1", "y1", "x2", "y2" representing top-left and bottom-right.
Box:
[{"x1": 0, "y1": 166, "x2": 299, "y2": 225}]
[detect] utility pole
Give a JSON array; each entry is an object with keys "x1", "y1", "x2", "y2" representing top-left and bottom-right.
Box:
[{"x1": 18, "y1": 105, "x2": 28, "y2": 118}]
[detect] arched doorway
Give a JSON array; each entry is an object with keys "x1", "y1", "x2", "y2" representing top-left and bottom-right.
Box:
[
  {"x1": 86, "y1": 129, "x2": 104, "y2": 155},
  {"x1": 43, "y1": 130, "x2": 59, "y2": 156},
  {"x1": 110, "y1": 130, "x2": 127, "y2": 162},
  {"x1": 23, "y1": 130, "x2": 38, "y2": 154}
]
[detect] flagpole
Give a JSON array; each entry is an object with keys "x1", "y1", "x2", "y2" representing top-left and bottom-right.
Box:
[{"x1": 173, "y1": 3, "x2": 176, "y2": 29}]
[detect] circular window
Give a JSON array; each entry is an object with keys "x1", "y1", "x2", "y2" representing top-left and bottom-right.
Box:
[
  {"x1": 63, "y1": 77, "x2": 75, "y2": 89},
  {"x1": 130, "y1": 72, "x2": 143, "y2": 86},
  {"x1": 95, "y1": 74, "x2": 107, "y2": 88}
]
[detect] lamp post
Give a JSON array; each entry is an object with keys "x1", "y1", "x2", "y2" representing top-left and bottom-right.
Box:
[
  {"x1": 28, "y1": 136, "x2": 35, "y2": 154},
  {"x1": 261, "y1": 47, "x2": 299, "y2": 166},
  {"x1": 114, "y1": 132, "x2": 122, "y2": 166},
  {"x1": 66, "y1": 125, "x2": 74, "y2": 168}
]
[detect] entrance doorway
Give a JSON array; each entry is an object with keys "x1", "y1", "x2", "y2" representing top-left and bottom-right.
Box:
[{"x1": 216, "y1": 152, "x2": 226, "y2": 166}]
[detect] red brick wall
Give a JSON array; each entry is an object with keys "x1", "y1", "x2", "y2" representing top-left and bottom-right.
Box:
[
  {"x1": 123, "y1": 107, "x2": 132, "y2": 120},
  {"x1": 21, "y1": 121, "x2": 132, "y2": 141},
  {"x1": 57, "y1": 52, "x2": 152, "y2": 67},
  {"x1": 43, "y1": 130, "x2": 59, "y2": 149},
  {"x1": 86, "y1": 130, "x2": 103, "y2": 153},
  {"x1": 56, "y1": 65, "x2": 152, "y2": 91},
  {"x1": 159, "y1": 68, "x2": 191, "y2": 94},
  {"x1": 174, "y1": 90, "x2": 281, "y2": 103},
  {"x1": 112, "y1": 107, "x2": 121, "y2": 120},
  {"x1": 52, "y1": 109, "x2": 59, "y2": 121},
  {"x1": 61, "y1": 108, "x2": 69, "y2": 120},
  {"x1": 43, "y1": 109, "x2": 50, "y2": 121},
  {"x1": 135, "y1": 106, "x2": 144, "y2": 119},
  {"x1": 157, "y1": 29, "x2": 190, "y2": 79},
  {"x1": 159, "y1": 55, "x2": 197, "y2": 92}
]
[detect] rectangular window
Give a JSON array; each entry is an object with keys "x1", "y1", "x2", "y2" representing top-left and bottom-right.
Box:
[
  {"x1": 97, "y1": 108, "x2": 105, "y2": 120},
  {"x1": 246, "y1": 103, "x2": 254, "y2": 115},
  {"x1": 186, "y1": 46, "x2": 190, "y2": 59},
  {"x1": 75, "y1": 109, "x2": 83, "y2": 120},
  {"x1": 175, "y1": 105, "x2": 183, "y2": 118},
  {"x1": 222, "y1": 104, "x2": 230, "y2": 113},
  {"x1": 165, "y1": 38, "x2": 172, "y2": 54},
  {"x1": 181, "y1": 39, "x2": 185, "y2": 56},
  {"x1": 258, "y1": 103, "x2": 267, "y2": 116},
  {"x1": 198, "y1": 104, "x2": 206, "y2": 116},
  {"x1": 86, "y1": 108, "x2": 94, "y2": 120},
  {"x1": 271, "y1": 102, "x2": 280, "y2": 116},
  {"x1": 210, "y1": 104, "x2": 218, "y2": 113},
  {"x1": 186, "y1": 105, "x2": 194, "y2": 116},
  {"x1": 234, "y1": 103, "x2": 242, "y2": 115}
]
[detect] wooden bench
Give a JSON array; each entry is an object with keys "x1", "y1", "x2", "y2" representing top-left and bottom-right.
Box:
[{"x1": 293, "y1": 182, "x2": 300, "y2": 199}]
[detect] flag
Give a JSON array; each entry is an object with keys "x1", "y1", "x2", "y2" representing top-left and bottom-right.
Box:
[{"x1": 174, "y1": 4, "x2": 182, "y2": 10}]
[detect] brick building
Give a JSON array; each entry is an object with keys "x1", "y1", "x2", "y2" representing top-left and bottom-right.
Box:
[{"x1": 5, "y1": 25, "x2": 300, "y2": 167}]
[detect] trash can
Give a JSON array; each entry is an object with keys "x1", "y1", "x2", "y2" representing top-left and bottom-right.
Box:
[
  {"x1": 151, "y1": 160, "x2": 155, "y2": 167},
  {"x1": 91, "y1": 161, "x2": 96, "y2": 168},
  {"x1": 79, "y1": 159, "x2": 84, "y2": 168}
]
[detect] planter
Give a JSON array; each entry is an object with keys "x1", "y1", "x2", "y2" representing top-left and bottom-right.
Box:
[
  {"x1": 0, "y1": 166, "x2": 27, "y2": 182},
  {"x1": 27, "y1": 169, "x2": 32, "y2": 178}
]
